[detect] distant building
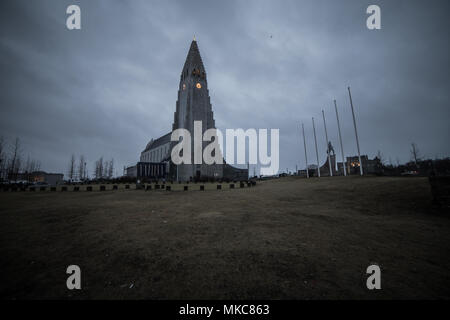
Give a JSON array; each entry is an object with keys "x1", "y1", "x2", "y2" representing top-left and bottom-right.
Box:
[
  {"x1": 32, "y1": 172, "x2": 64, "y2": 185},
  {"x1": 301, "y1": 154, "x2": 382, "y2": 177},
  {"x1": 346, "y1": 155, "x2": 382, "y2": 175},
  {"x1": 297, "y1": 169, "x2": 308, "y2": 177},
  {"x1": 125, "y1": 165, "x2": 137, "y2": 178},
  {"x1": 11, "y1": 171, "x2": 64, "y2": 185}
]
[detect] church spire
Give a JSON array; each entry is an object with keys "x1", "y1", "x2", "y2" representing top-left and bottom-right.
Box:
[{"x1": 182, "y1": 39, "x2": 205, "y2": 75}]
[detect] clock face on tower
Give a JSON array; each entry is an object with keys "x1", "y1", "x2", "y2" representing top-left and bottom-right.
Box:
[{"x1": 196, "y1": 83, "x2": 202, "y2": 89}]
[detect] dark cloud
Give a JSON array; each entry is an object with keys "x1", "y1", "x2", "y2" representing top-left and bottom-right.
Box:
[{"x1": 0, "y1": 0, "x2": 449, "y2": 175}]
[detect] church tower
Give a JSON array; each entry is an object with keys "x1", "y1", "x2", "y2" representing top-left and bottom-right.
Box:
[{"x1": 171, "y1": 39, "x2": 223, "y2": 181}]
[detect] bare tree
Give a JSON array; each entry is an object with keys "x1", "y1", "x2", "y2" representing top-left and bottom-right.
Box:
[
  {"x1": 0, "y1": 136, "x2": 3, "y2": 159},
  {"x1": 103, "y1": 160, "x2": 109, "y2": 179},
  {"x1": 15, "y1": 155, "x2": 22, "y2": 179},
  {"x1": 94, "y1": 159, "x2": 100, "y2": 179},
  {"x1": 108, "y1": 158, "x2": 114, "y2": 179},
  {"x1": 94, "y1": 161, "x2": 98, "y2": 179},
  {"x1": 376, "y1": 150, "x2": 385, "y2": 165},
  {"x1": 33, "y1": 159, "x2": 41, "y2": 172},
  {"x1": 29, "y1": 159, "x2": 40, "y2": 173},
  {"x1": 23, "y1": 155, "x2": 32, "y2": 182},
  {"x1": 22, "y1": 155, "x2": 41, "y2": 179},
  {"x1": 68, "y1": 154, "x2": 76, "y2": 181},
  {"x1": 24, "y1": 156, "x2": 30, "y2": 172},
  {"x1": 0, "y1": 136, "x2": 6, "y2": 181},
  {"x1": 95, "y1": 157, "x2": 104, "y2": 179},
  {"x1": 99, "y1": 157, "x2": 103, "y2": 179},
  {"x1": 8, "y1": 137, "x2": 21, "y2": 181},
  {"x1": 0, "y1": 137, "x2": 42, "y2": 182},
  {"x1": 78, "y1": 155, "x2": 85, "y2": 181},
  {"x1": 411, "y1": 143, "x2": 421, "y2": 167}
]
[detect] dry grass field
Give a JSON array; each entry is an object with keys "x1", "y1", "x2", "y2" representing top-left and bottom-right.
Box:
[{"x1": 0, "y1": 176, "x2": 449, "y2": 299}]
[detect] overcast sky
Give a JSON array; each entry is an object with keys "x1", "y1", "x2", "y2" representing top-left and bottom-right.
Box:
[{"x1": 0, "y1": 0, "x2": 449, "y2": 176}]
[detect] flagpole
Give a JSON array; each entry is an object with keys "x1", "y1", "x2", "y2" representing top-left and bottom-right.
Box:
[
  {"x1": 348, "y1": 86, "x2": 363, "y2": 176},
  {"x1": 312, "y1": 117, "x2": 320, "y2": 177},
  {"x1": 334, "y1": 100, "x2": 347, "y2": 176},
  {"x1": 302, "y1": 123, "x2": 309, "y2": 178},
  {"x1": 322, "y1": 110, "x2": 333, "y2": 176}
]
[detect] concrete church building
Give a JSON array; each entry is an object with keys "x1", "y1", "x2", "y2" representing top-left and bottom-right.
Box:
[{"x1": 128, "y1": 40, "x2": 248, "y2": 182}]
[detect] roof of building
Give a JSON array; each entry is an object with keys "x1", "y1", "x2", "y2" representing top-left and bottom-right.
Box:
[
  {"x1": 182, "y1": 40, "x2": 205, "y2": 73},
  {"x1": 142, "y1": 132, "x2": 171, "y2": 152}
]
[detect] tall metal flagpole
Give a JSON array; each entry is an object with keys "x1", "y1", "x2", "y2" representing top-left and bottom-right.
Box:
[
  {"x1": 334, "y1": 100, "x2": 347, "y2": 176},
  {"x1": 322, "y1": 110, "x2": 333, "y2": 177},
  {"x1": 348, "y1": 86, "x2": 363, "y2": 176},
  {"x1": 247, "y1": 162, "x2": 249, "y2": 179},
  {"x1": 301, "y1": 123, "x2": 309, "y2": 178},
  {"x1": 312, "y1": 117, "x2": 320, "y2": 177}
]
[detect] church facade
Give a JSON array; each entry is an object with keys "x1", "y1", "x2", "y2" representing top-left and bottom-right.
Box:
[{"x1": 128, "y1": 40, "x2": 248, "y2": 182}]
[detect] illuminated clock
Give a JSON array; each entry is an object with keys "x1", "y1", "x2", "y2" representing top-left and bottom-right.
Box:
[
  {"x1": 196, "y1": 83, "x2": 202, "y2": 89},
  {"x1": 182, "y1": 83, "x2": 186, "y2": 90}
]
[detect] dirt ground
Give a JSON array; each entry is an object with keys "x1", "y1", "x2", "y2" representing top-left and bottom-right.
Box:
[{"x1": 0, "y1": 176, "x2": 449, "y2": 299}]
